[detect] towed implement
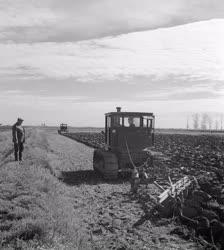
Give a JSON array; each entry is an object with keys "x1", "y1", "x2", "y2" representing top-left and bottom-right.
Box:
[{"x1": 93, "y1": 107, "x2": 155, "y2": 179}]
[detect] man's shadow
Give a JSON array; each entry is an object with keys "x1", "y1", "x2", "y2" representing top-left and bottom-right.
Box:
[{"x1": 59, "y1": 170, "x2": 130, "y2": 186}]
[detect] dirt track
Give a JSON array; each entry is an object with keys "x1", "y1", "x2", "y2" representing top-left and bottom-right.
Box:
[{"x1": 0, "y1": 128, "x2": 198, "y2": 249}]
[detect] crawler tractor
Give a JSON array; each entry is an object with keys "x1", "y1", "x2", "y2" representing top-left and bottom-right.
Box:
[
  {"x1": 58, "y1": 123, "x2": 68, "y2": 134},
  {"x1": 93, "y1": 107, "x2": 155, "y2": 179}
]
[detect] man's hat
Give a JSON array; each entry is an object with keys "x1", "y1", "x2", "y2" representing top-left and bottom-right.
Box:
[{"x1": 17, "y1": 118, "x2": 24, "y2": 122}]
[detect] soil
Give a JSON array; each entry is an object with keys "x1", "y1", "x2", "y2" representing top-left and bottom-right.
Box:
[{"x1": 0, "y1": 128, "x2": 199, "y2": 249}]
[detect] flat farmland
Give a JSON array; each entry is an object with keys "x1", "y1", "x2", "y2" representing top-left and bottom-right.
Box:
[
  {"x1": 1, "y1": 127, "x2": 224, "y2": 249},
  {"x1": 64, "y1": 130, "x2": 224, "y2": 180}
]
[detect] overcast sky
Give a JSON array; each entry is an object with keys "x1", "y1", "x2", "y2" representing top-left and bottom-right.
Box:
[{"x1": 0, "y1": 0, "x2": 224, "y2": 127}]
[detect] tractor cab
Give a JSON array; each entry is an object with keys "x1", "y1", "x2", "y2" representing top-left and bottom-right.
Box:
[
  {"x1": 93, "y1": 107, "x2": 155, "y2": 179},
  {"x1": 58, "y1": 123, "x2": 68, "y2": 134},
  {"x1": 105, "y1": 107, "x2": 155, "y2": 151}
]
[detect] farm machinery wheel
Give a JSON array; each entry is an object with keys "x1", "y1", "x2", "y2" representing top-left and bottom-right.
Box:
[{"x1": 93, "y1": 149, "x2": 118, "y2": 179}]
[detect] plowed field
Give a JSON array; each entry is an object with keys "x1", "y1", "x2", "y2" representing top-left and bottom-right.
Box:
[{"x1": 2, "y1": 128, "x2": 222, "y2": 249}]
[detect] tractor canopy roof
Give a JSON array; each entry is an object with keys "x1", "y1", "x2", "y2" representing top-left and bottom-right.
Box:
[
  {"x1": 60, "y1": 123, "x2": 68, "y2": 127},
  {"x1": 105, "y1": 112, "x2": 154, "y2": 117}
]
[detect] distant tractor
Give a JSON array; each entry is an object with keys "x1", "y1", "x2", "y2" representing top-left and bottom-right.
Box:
[
  {"x1": 58, "y1": 123, "x2": 68, "y2": 134},
  {"x1": 93, "y1": 107, "x2": 155, "y2": 179}
]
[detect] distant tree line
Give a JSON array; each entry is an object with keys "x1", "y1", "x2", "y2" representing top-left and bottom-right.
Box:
[{"x1": 189, "y1": 113, "x2": 224, "y2": 130}]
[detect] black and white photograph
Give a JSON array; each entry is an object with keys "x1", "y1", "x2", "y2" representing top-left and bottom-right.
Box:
[{"x1": 0, "y1": 0, "x2": 224, "y2": 249}]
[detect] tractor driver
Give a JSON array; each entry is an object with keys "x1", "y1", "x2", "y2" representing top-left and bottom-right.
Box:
[{"x1": 128, "y1": 117, "x2": 135, "y2": 127}]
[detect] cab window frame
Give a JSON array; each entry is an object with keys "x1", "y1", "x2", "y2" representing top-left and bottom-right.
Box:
[
  {"x1": 112, "y1": 115, "x2": 122, "y2": 127},
  {"x1": 107, "y1": 116, "x2": 111, "y2": 128}
]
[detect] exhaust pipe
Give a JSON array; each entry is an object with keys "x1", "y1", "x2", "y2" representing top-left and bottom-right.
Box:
[{"x1": 116, "y1": 107, "x2": 121, "y2": 112}]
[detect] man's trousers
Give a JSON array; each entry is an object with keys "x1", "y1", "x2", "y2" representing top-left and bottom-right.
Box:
[{"x1": 14, "y1": 142, "x2": 24, "y2": 161}]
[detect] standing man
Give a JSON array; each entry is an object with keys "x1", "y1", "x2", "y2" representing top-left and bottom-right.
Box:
[{"x1": 12, "y1": 118, "x2": 25, "y2": 162}]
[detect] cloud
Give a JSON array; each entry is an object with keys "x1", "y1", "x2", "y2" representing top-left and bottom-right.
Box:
[
  {"x1": 0, "y1": 91, "x2": 88, "y2": 110},
  {"x1": 167, "y1": 91, "x2": 222, "y2": 101},
  {"x1": 0, "y1": 0, "x2": 224, "y2": 42},
  {"x1": 0, "y1": 2, "x2": 224, "y2": 127},
  {"x1": 0, "y1": 0, "x2": 56, "y2": 28},
  {"x1": 135, "y1": 81, "x2": 224, "y2": 101},
  {"x1": 1, "y1": 19, "x2": 224, "y2": 83}
]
